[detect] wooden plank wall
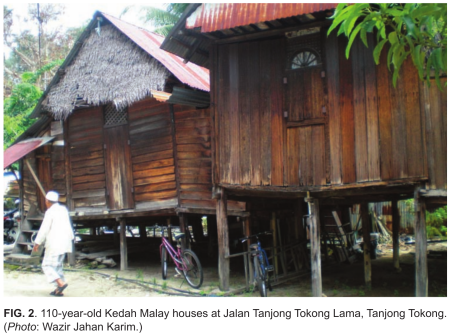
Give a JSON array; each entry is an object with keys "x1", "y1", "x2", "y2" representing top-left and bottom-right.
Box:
[
  {"x1": 422, "y1": 79, "x2": 447, "y2": 190},
  {"x1": 68, "y1": 107, "x2": 107, "y2": 212},
  {"x1": 216, "y1": 39, "x2": 285, "y2": 187},
  {"x1": 128, "y1": 99, "x2": 178, "y2": 210},
  {"x1": 51, "y1": 133, "x2": 67, "y2": 203},
  {"x1": 214, "y1": 34, "x2": 443, "y2": 189},
  {"x1": 174, "y1": 105, "x2": 214, "y2": 209}
]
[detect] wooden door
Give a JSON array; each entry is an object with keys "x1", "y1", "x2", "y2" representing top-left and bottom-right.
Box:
[
  {"x1": 285, "y1": 38, "x2": 329, "y2": 186},
  {"x1": 104, "y1": 124, "x2": 134, "y2": 210}
]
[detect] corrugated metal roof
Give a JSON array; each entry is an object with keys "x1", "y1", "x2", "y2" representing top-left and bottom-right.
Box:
[
  {"x1": 4, "y1": 137, "x2": 54, "y2": 169},
  {"x1": 102, "y1": 12, "x2": 210, "y2": 92},
  {"x1": 186, "y1": 3, "x2": 338, "y2": 33}
]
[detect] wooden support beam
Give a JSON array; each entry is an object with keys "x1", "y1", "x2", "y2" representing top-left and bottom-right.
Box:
[
  {"x1": 392, "y1": 199, "x2": 401, "y2": 271},
  {"x1": 69, "y1": 240, "x2": 76, "y2": 266},
  {"x1": 139, "y1": 224, "x2": 147, "y2": 241},
  {"x1": 25, "y1": 159, "x2": 46, "y2": 197},
  {"x1": 216, "y1": 188, "x2": 230, "y2": 291},
  {"x1": 270, "y1": 212, "x2": 279, "y2": 275},
  {"x1": 360, "y1": 202, "x2": 372, "y2": 289},
  {"x1": 178, "y1": 213, "x2": 188, "y2": 250},
  {"x1": 414, "y1": 187, "x2": 428, "y2": 297},
  {"x1": 294, "y1": 199, "x2": 304, "y2": 241},
  {"x1": 243, "y1": 216, "x2": 253, "y2": 287},
  {"x1": 119, "y1": 219, "x2": 128, "y2": 270},
  {"x1": 306, "y1": 195, "x2": 322, "y2": 297}
]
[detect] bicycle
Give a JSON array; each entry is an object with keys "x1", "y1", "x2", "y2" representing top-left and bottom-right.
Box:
[
  {"x1": 156, "y1": 225, "x2": 203, "y2": 289},
  {"x1": 240, "y1": 231, "x2": 274, "y2": 297}
]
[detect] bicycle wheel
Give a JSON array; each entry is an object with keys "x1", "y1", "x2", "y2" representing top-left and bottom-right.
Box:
[
  {"x1": 181, "y1": 249, "x2": 203, "y2": 289},
  {"x1": 253, "y1": 255, "x2": 267, "y2": 297},
  {"x1": 161, "y1": 246, "x2": 168, "y2": 280}
]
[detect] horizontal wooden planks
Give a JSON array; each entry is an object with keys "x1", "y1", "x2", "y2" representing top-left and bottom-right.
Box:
[
  {"x1": 68, "y1": 106, "x2": 106, "y2": 210},
  {"x1": 129, "y1": 98, "x2": 177, "y2": 206},
  {"x1": 174, "y1": 105, "x2": 214, "y2": 208}
]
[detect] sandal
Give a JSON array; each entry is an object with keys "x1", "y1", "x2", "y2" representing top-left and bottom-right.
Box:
[
  {"x1": 50, "y1": 290, "x2": 64, "y2": 297},
  {"x1": 52, "y1": 283, "x2": 68, "y2": 296}
]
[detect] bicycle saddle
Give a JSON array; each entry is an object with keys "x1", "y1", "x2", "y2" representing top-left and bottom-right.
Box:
[{"x1": 174, "y1": 233, "x2": 185, "y2": 240}]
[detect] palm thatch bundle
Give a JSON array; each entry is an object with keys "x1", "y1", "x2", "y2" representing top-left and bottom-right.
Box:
[{"x1": 44, "y1": 24, "x2": 170, "y2": 120}]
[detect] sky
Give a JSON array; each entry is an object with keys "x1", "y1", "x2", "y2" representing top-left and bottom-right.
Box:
[{"x1": 3, "y1": 2, "x2": 169, "y2": 58}]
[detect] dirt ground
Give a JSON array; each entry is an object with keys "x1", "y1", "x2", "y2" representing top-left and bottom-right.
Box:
[{"x1": 3, "y1": 242, "x2": 447, "y2": 298}]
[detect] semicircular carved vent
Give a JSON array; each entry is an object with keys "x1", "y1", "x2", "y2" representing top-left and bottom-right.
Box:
[{"x1": 291, "y1": 50, "x2": 319, "y2": 69}]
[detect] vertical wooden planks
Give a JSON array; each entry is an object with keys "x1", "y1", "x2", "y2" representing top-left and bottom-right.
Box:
[
  {"x1": 287, "y1": 128, "x2": 300, "y2": 185},
  {"x1": 229, "y1": 44, "x2": 240, "y2": 184},
  {"x1": 363, "y1": 37, "x2": 380, "y2": 181},
  {"x1": 312, "y1": 125, "x2": 326, "y2": 186},
  {"x1": 423, "y1": 80, "x2": 447, "y2": 189},
  {"x1": 339, "y1": 36, "x2": 356, "y2": 184},
  {"x1": 403, "y1": 58, "x2": 424, "y2": 177},
  {"x1": 249, "y1": 41, "x2": 261, "y2": 186},
  {"x1": 239, "y1": 42, "x2": 251, "y2": 185},
  {"x1": 325, "y1": 32, "x2": 342, "y2": 185},
  {"x1": 352, "y1": 40, "x2": 369, "y2": 182},
  {"x1": 390, "y1": 62, "x2": 408, "y2": 179},
  {"x1": 259, "y1": 40, "x2": 272, "y2": 185},
  {"x1": 270, "y1": 38, "x2": 284, "y2": 186},
  {"x1": 219, "y1": 44, "x2": 231, "y2": 184},
  {"x1": 376, "y1": 47, "x2": 393, "y2": 180}
]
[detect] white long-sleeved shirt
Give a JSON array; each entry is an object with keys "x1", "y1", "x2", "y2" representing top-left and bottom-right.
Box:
[{"x1": 34, "y1": 203, "x2": 74, "y2": 256}]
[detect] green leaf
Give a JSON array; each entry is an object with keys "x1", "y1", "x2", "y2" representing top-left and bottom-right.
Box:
[
  {"x1": 388, "y1": 31, "x2": 399, "y2": 45},
  {"x1": 346, "y1": 24, "x2": 363, "y2": 58},
  {"x1": 402, "y1": 16, "x2": 417, "y2": 38},
  {"x1": 327, "y1": 5, "x2": 352, "y2": 35},
  {"x1": 360, "y1": 28, "x2": 368, "y2": 48},
  {"x1": 373, "y1": 39, "x2": 389, "y2": 65},
  {"x1": 411, "y1": 5, "x2": 441, "y2": 19}
]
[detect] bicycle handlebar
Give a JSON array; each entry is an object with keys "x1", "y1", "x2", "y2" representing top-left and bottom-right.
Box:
[{"x1": 240, "y1": 231, "x2": 272, "y2": 243}]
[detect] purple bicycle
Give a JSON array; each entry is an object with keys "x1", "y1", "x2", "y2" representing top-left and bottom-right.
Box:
[{"x1": 157, "y1": 225, "x2": 203, "y2": 289}]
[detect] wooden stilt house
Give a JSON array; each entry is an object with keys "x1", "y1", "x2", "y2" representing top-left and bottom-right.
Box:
[
  {"x1": 5, "y1": 11, "x2": 245, "y2": 268},
  {"x1": 161, "y1": 4, "x2": 447, "y2": 295}
]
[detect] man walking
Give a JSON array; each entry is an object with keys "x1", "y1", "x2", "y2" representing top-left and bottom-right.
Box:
[{"x1": 33, "y1": 191, "x2": 74, "y2": 296}]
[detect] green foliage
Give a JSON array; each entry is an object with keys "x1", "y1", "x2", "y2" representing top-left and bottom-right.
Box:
[
  {"x1": 328, "y1": 3, "x2": 447, "y2": 89},
  {"x1": 3, "y1": 60, "x2": 63, "y2": 149},
  {"x1": 121, "y1": 3, "x2": 189, "y2": 36},
  {"x1": 426, "y1": 206, "x2": 447, "y2": 228}
]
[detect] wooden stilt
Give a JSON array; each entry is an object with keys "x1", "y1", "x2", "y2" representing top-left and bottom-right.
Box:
[
  {"x1": 306, "y1": 195, "x2": 322, "y2": 297},
  {"x1": 69, "y1": 240, "x2": 76, "y2": 266},
  {"x1": 243, "y1": 216, "x2": 253, "y2": 287},
  {"x1": 360, "y1": 202, "x2": 372, "y2": 289},
  {"x1": 392, "y1": 199, "x2": 401, "y2": 271},
  {"x1": 178, "y1": 213, "x2": 188, "y2": 250},
  {"x1": 119, "y1": 219, "x2": 128, "y2": 270},
  {"x1": 270, "y1": 212, "x2": 279, "y2": 275},
  {"x1": 414, "y1": 187, "x2": 428, "y2": 297},
  {"x1": 216, "y1": 188, "x2": 229, "y2": 291},
  {"x1": 139, "y1": 224, "x2": 147, "y2": 241}
]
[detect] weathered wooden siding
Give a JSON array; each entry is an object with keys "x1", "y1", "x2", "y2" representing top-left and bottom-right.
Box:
[
  {"x1": 174, "y1": 105, "x2": 245, "y2": 211},
  {"x1": 422, "y1": 79, "x2": 447, "y2": 190},
  {"x1": 68, "y1": 107, "x2": 107, "y2": 212},
  {"x1": 213, "y1": 32, "x2": 446, "y2": 190},
  {"x1": 51, "y1": 126, "x2": 67, "y2": 203},
  {"x1": 216, "y1": 39, "x2": 285, "y2": 186},
  {"x1": 128, "y1": 99, "x2": 178, "y2": 209}
]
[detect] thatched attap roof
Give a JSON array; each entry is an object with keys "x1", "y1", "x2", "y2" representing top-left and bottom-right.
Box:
[{"x1": 43, "y1": 24, "x2": 169, "y2": 119}]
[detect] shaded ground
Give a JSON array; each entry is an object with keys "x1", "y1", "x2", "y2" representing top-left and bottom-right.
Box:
[{"x1": 3, "y1": 242, "x2": 447, "y2": 298}]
